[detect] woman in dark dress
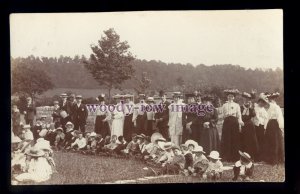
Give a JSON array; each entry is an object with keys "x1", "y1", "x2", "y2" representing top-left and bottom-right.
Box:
[
  {"x1": 259, "y1": 92, "x2": 284, "y2": 165},
  {"x1": 94, "y1": 95, "x2": 111, "y2": 138},
  {"x1": 220, "y1": 89, "x2": 244, "y2": 162},
  {"x1": 240, "y1": 92, "x2": 259, "y2": 161},
  {"x1": 200, "y1": 95, "x2": 220, "y2": 154}
]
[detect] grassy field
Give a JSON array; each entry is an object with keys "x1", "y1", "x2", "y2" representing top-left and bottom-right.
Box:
[{"x1": 20, "y1": 150, "x2": 284, "y2": 185}]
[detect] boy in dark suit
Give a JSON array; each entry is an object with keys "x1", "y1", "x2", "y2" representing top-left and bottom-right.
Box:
[{"x1": 72, "y1": 95, "x2": 88, "y2": 133}]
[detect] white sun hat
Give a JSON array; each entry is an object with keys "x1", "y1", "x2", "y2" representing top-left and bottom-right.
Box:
[{"x1": 208, "y1": 150, "x2": 221, "y2": 160}]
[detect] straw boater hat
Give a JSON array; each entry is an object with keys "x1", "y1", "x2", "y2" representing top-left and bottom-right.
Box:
[
  {"x1": 173, "y1": 92, "x2": 182, "y2": 98},
  {"x1": 90, "y1": 132, "x2": 97, "y2": 137},
  {"x1": 26, "y1": 147, "x2": 45, "y2": 157},
  {"x1": 96, "y1": 94, "x2": 105, "y2": 102},
  {"x1": 76, "y1": 95, "x2": 83, "y2": 99},
  {"x1": 65, "y1": 121, "x2": 74, "y2": 128},
  {"x1": 60, "y1": 93, "x2": 68, "y2": 98},
  {"x1": 208, "y1": 151, "x2": 221, "y2": 160},
  {"x1": 224, "y1": 89, "x2": 240, "y2": 96},
  {"x1": 238, "y1": 150, "x2": 253, "y2": 162},
  {"x1": 163, "y1": 142, "x2": 173, "y2": 150},
  {"x1": 193, "y1": 146, "x2": 206, "y2": 154},
  {"x1": 185, "y1": 139, "x2": 198, "y2": 148}
]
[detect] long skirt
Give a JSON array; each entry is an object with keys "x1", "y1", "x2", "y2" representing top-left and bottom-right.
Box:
[
  {"x1": 191, "y1": 124, "x2": 202, "y2": 145},
  {"x1": 220, "y1": 116, "x2": 241, "y2": 162},
  {"x1": 255, "y1": 124, "x2": 265, "y2": 161},
  {"x1": 240, "y1": 121, "x2": 259, "y2": 161},
  {"x1": 123, "y1": 114, "x2": 134, "y2": 142},
  {"x1": 263, "y1": 119, "x2": 284, "y2": 165},
  {"x1": 145, "y1": 120, "x2": 154, "y2": 136},
  {"x1": 157, "y1": 121, "x2": 169, "y2": 140},
  {"x1": 94, "y1": 115, "x2": 110, "y2": 138},
  {"x1": 200, "y1": 126, "x2": 220, "y2": 154},
  {"x1": 136, "y1": 114, "x2": 147, "y2": 134}
]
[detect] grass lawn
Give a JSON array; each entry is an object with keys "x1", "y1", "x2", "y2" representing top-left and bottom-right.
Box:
[{"x1": 20, "y1": 150, "x2": 284, "y2": 185}]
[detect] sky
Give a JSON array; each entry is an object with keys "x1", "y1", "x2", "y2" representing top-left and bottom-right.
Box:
[{"x1": 10, "y1": 10, "x2": 283, "y2": 70}]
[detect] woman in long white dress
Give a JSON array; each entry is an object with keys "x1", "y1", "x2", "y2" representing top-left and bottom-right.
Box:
[{"x1": 111, "y1": 100, "x2": 124, "y2": 138}]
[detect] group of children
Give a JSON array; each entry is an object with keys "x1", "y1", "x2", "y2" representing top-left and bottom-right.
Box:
[{"x1": 11, "y1": 117, "x2": 256, "y2": 183}]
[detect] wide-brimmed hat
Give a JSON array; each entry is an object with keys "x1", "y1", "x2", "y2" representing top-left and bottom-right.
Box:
[
  {"x1": 25, "y1": 147, "x2": 45, "y2": 157},
  {"x1": 96, "y1": 94, "x2": 105, "y2": 102},
  {"x1": 239, "y1": 150, "x2": 253, "y2": 162},
  {"x1": 150, "y1": 132, "x2": 163, "y2": 143},
  {"x1": 35, "y1": 139, "x2": 51, "y2": 151},
  {"x1": 208, "y1": 151, "x2": 221, "y2": 160},
  {"x1": 268, "y1": 92, "x2": 280, "y2": 99},
  {"x1": 146, "y1": 97, "x2": 155, "y2": 102},
  {"x1": 23, "y1": 124, "x2": 31, "y2": 129},
  {"x1": 202, "y1": 94, "x2": 214, "y2": 101},
  {"x1": 224, "y1": 89, "x2": 240, "y2": 96},
  {"x1": 55, "y1": 127, "x2": 63, "y2": 133},
  {"x1": 163, "y1": 142, "x2": 173, "y2": 150},
  {"x1": 193, "y1": 146, "x2": 206, "y2": 153},
  {"x1": 172, "y1": 145, "x2": 181, "y2": 151},
  {"x1": 241, "y1": 92, "x2": 255, "y2": 99},
  {"x1": 65, "y1": 121, "x2": 74, "y2": 128},
  {"x1": 185, "y1": 139, "x2": 198, "y2": 148},
  {"x1": 90, "y1": 132, "x2": 97, "y2": 137},
  {"x1": 156, "y1": 137, "x2": 166, "y2": 142}
]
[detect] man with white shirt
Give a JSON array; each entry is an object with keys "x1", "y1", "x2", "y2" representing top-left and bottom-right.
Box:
[
  {"x1": 168, "y1": 92, "x2": 185, "y2": 146},
  {"x1": 71, "y1": 131, "x2": 87, "y2": 150}
]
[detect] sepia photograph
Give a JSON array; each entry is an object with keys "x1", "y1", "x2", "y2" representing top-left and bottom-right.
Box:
[{"x1": 10, "y1": 10, "x2": 284, "y2": 184}]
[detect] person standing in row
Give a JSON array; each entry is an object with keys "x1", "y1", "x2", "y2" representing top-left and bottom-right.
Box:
[
  {"x1": 72, "y1": 95, "x2": 88, "y2": 133},
  {"x1": 133, "y1": 94, "x2": 147, "y2": 135},
  {"x1": 111, "y1": 97, "x2": 124, "y2": 138},
  {"x1": 214, "y1": 98, "x2": 224, "y2": 141},
  {"x1": 240, "y1": 92, "x2": 259, "y2": 161},
  {"x1": 94, "y1": 94, "x2": 111, "y2": 138},
  {"x1": 23, "y1": 97, "x2": 36, "y2": 127},
  {"x1": 60, "y1": 93, "x2": 72, "y2": 116},
  {"x1": 200, "y1": 95, "x2": 220, "y2": 154},
  {"x1": 145, "y1": 97, "x2": 156, "y2": 136},
  {"x1": 259, "y1": 93, "x2": 284, "y2": 165},
  {"x1": 220, "y1": 89, "x2": 244, "y2": 162},
  {"x1": 168, "y1": 92, "x2": 185, "y2": 146},
  {"x1": 123, "y1": 95, "x2": 135, "y2": 142},
  {"x1": 155, "y1": 90, "x2": 170, "y2": 140},
  {"x1": 12, "y1": 104, "x2": 21, "y2": 136}
]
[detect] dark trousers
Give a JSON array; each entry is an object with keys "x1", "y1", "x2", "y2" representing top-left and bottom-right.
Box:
[
  {"x1": 123, "y1": 114, "x2": 134, "y2": 142},
  {"x1": 74, "y1": 120, "x2": 86, "y2": 133}
]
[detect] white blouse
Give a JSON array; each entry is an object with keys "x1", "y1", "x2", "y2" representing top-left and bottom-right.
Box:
[
  {"x1": 265, "y1": 103, "x2": 284, "y2": 130},
  {"x1": 253, "y1": 106, "x2": 269, "y2": 128},
  {"x1": 221, "y1": 101, "x2": 242, "y2": 123}
]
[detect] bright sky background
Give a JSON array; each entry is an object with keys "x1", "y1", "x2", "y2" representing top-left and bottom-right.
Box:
[{"x1": 10, "y1": 10, "x2": 283, "y2": 70}]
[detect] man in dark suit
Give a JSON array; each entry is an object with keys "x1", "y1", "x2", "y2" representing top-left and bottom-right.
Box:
[
  {"x1": 60, "y1": 93, "x2": 72, "y2": 115},
  {"x1": 154, "y1": 91, "x2": 171, "y2": 140},
  {"x1": 72, "y1": 95, "x2": 88, "y2": 133},
  {"x1": 23, "y1": 97, "x2": 36, "y2": 127}
]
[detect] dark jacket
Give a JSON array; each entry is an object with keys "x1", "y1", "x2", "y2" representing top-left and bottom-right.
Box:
[
  {"x1": 24, "y1": 103, "x2": 36, "y2": 120},
  {"x1": 72, "y1": 103, "x2": 88, "y2": 124},
  {"x1": 60, "y1": 100, "x2": 73, "y2": 115},
  {"x1": 155, "y1": 101, "x2": 171, "y2": 128}
]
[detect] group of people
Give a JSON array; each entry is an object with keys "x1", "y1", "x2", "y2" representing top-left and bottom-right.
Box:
[{"x1": 11, "y1": 89, "x2": 284, "y2": 183}]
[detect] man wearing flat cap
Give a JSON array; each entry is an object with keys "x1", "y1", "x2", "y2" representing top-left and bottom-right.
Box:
[{"x1": 72, "y1": 95, "x2": 88, "y2": 133}]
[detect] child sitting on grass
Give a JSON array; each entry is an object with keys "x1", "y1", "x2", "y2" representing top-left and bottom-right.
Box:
[
  {"x1": 70, "y1": 131, "x2": 87, "y2": 151},
  {"x1": 95, "y1": 134, "x2": 105, "y2": 154},
  {"x1": 54, "y1": 127, "x2": 65, "y2": 150},
  {"x1": 83, "y1": 132, "x2": 98, "y2": 155},
  {"x1": 102, "y1": 135, "x2": 118, "y2": 155},
  {"x1": 232, "y1": 151, "x2": 254, "y2": 181},
  {"x1": 63, "y1": 122, "x2": 75, "y2": 149},
  {"x1": 113, "y1": 136, "x2": 127, "y2": 155},
  {"x1": 181, "y1": 144, "x2": 194, "y2": 176},
  {"x1": 191, "y1": 146, "x2": 209, "y2": 178},
  {"x1": 124, "y1": 134, "x2": 141, "y2": 156},
  {"x1": 203, "y1": 151, "x2": 223, "y2": 181}
]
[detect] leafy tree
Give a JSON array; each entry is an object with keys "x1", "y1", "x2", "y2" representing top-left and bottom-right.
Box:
[
  {"x1": 11, "y1": 63, "x2": 54, "y2": 102},
  {"x1": 84, "y1": 28, "x2": 135, "y2": 101},
  {"x1": 134, "y1": 72, "x2": 152, "y2": 95}
]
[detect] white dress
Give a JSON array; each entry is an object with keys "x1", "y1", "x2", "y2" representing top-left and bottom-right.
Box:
[
  {"x1": 111, "y1": 107, "x2": 124, "y2": 138},
  {"x1": 15, "y1": 157, "x2": 52, "y2": 183}
]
